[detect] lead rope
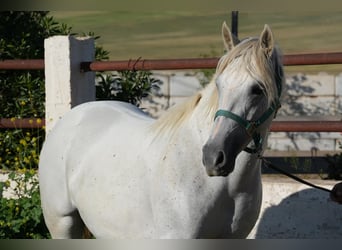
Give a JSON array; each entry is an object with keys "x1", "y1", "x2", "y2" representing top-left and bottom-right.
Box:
[{"x1": 259, "y1": 156, "x2": 332, "y2": 193}]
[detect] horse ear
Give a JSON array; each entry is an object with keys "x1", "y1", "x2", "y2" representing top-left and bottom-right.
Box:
[
  {"x1": 259, "y1": 24, "x2": 274, "y2": 57},
  {"x1": 222, "y1": 21, "x2": 239, "y2": 52}
]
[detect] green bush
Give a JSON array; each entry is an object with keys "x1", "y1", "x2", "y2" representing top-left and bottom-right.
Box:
[
  {"x1": 0, "y1": 169, "x2": 50, "y2": 238},
  {"x1": 0, "y1": 12, "x2": 72, "y2": 172},
  {"x1": 0, "y1": 12, "x2": 71, "y2": 238},
  {"x1": 0, "y1": 128, "x2": 42, "y2": 170},
  {"x1": 96, "y1": 70, "x2": 162, "y2": 106}
]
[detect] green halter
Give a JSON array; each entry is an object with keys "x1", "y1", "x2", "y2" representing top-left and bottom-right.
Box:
[
  {"x1": 214, "y1": 99, "x2": 281, "y2": 154},
  {"x1": 214, "y1": 75, "x2": 282, "y2": 155}
]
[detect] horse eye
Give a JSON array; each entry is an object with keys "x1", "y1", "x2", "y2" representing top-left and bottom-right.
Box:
[{"x1": 251, "y1": 85, "x2": 264, "y2": 96}]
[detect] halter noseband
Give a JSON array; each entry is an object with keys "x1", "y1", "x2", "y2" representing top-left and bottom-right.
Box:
[{"x1": 214, "y1": 99, "x2": 281, "y2": 154}]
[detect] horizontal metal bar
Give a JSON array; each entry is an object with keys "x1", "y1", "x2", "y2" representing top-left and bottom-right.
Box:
[
  {"x1": 80, "y1": 58, "x2": 219, "y2": 72},
  {"x1": 1, "y1": 52, "x2": 342, "y2": 71},
  {"x1": 0, "y1": 118, "x2": 45, "y2": 129},
  {"x1": 283, "y1": 52, "x2": 342, "y2": 66},
  {"x1": 1, "y1": 118, "x2": 341, "y2": 132},
  {"x1": 0, "y1": 59, "x2": 44, "y2": 70},
  {"x1": 81, "y1": 52, "x2": 342, "y2": 71},
  {"x1": 270, "y1": 120, "x2": 342, "y2": 132}
]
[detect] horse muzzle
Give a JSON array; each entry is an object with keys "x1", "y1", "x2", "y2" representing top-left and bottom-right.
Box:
[{"x1": 202, "y1": 143, "x2": 236, "y2": 177}]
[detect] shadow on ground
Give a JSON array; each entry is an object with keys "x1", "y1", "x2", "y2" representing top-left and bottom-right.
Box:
[{"x1": 254, "y1": 188, "x2": 342, "y2": 238}]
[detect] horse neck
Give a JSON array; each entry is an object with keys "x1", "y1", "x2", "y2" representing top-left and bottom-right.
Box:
[{"x1": 227, "y1": 123, "x2": 271, "y2": 194}]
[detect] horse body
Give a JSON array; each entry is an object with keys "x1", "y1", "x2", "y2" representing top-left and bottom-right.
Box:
[
  {"x1": 40, "y1": 99, "x2": 261, "y2": 239},
  {"x1": 39, "y1": 23, "x2": 283, "y2": 238}
]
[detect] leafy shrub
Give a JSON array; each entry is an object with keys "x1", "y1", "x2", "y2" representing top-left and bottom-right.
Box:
[
  {"x1": 96, "y1": 70, "x2": 162, "y2": 106},
  {"x1": 0, "y1": 12, "x2": 72, "y2": 238},
  {"x1": 0, "y1": 127, "x2": 42, "y2": 171},
  {"x1": 0, "y1": 169, "x2": 50, "y2": 238},
  {"x1": 0, "y1": 12, "x2": 72, "y2": 118},
  {"x1": 0, "y1": 12, "x2": 73, "y2": 172}
]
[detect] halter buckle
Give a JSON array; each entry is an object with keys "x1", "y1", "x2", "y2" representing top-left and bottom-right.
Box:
[{"x1": 246, "y1": 122, "x2": 258, "y2": 136}]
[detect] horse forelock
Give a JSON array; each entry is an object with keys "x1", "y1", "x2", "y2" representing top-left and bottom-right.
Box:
[{"x1": 215, "y1": 38, "x2": 284, "y2": 106}]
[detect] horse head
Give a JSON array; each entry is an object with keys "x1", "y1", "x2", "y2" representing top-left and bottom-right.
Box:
[{"x1": 202, "y1": 22, "x2": 284, "y2": 177}]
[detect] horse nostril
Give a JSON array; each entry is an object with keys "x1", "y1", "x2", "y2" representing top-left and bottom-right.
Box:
[{"x1": 215, "y1": 151, "x2": 225, "y2": 167}]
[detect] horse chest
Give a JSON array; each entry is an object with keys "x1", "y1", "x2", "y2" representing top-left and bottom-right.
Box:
[{"x1": 150, "y1": 171, "x2": 234, "y2": 238}]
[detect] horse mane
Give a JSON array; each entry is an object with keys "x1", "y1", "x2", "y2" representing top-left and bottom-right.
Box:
[
  {"x1": 151, "y1": 91, "x2": 206, "y2": 136},
  {"x1": 151, "y1": 37, "x2": 284, "y2": 137}
]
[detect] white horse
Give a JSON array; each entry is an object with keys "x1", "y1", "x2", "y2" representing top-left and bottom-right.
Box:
[{"x1": 39, "y1": 23, "x2": 284, "y2": 239}]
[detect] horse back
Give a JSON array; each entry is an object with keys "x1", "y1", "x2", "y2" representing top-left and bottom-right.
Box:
[{"x1": 40, "y1": 100, "x2": 154, "y2": 171}]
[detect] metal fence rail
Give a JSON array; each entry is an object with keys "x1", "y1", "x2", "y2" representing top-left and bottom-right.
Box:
[
  {"x1": 1, "y1": 119, "x2": 342, "y2": 132},
  {"x1": 1, "y1": 51, "x2": 342, "y2": 131},
  {"x1": 0, "y1": 118, "x2": 43, "y2": 129},
  {"x1": 1, "y1": 52, "x2": 342, "y2": 71},
  {"x1": 0, "y1": 59, "x2": 44, "y2": 70},
  {"x1": 80, "y1": 52, "x2": 342, "y2": 71}
]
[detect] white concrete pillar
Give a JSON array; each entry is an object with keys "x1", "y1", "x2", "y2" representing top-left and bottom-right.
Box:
[{"x1": 44, "y1": 36, "x2": 95, "y2": 135}]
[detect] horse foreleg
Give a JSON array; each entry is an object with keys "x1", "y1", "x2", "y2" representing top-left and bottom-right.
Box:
[{"x1": 44, "y1": 210, "x2": 86, "y2": 239}]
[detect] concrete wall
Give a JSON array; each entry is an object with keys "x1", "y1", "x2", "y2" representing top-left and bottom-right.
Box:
[
  {"x1": 141, "y1": 71, "x2": 342, "y2": 156},
  {"x1": 269, "y1": 73, "x2": 342, "y2": 156}
]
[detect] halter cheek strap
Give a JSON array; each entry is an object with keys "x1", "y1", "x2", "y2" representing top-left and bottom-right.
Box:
[{"x1": 214, "y1": 99, "x2": 281, "y2": 154}]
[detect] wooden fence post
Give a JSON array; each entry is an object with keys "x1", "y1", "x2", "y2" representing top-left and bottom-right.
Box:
[{"x1": 44, "y1": 36, "x2": 95, "y2": 135}]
